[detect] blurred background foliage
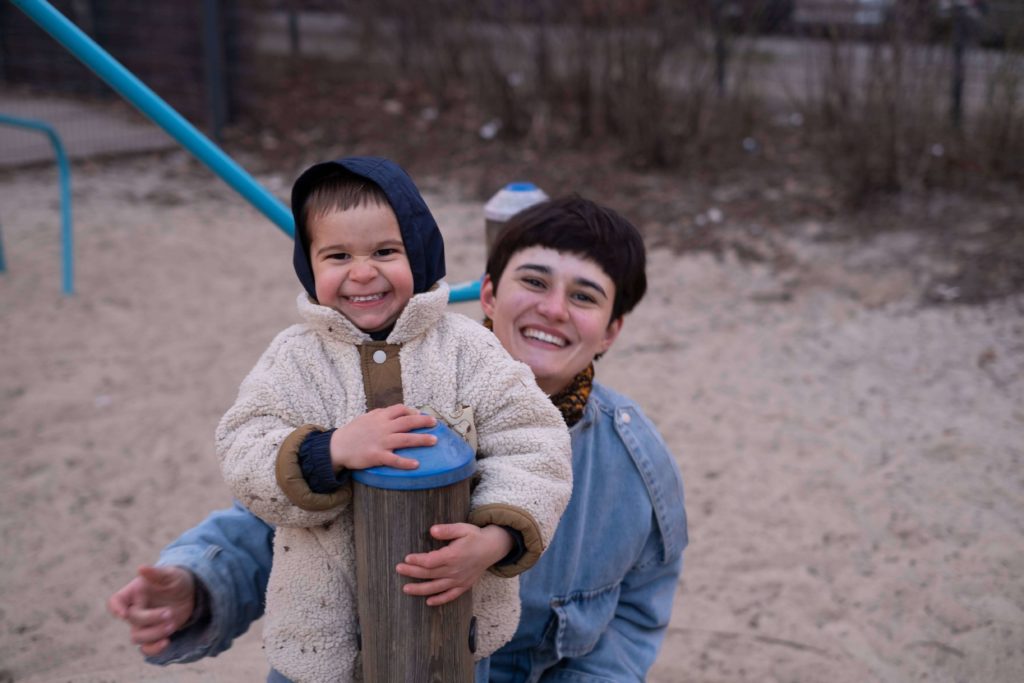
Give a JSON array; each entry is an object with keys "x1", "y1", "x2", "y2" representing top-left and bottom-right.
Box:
[
  {"x1": 4, "y1": 2, "x2": 1022, "y2": 193},
  {"x1": 266, "y1": 1, "x2": 1023, "y2": 199},
  {"x1": 2, "y1": 1, "x2": 1022, "y2": 299}
]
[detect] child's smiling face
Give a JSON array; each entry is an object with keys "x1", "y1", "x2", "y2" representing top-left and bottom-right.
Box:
[{"x1": 308, "y1": 203, "x2": 414, "y2": 333}]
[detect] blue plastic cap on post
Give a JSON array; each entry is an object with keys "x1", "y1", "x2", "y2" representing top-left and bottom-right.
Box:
[
  {"x1": 506, "y1": 182, "x2": 538, "y2": 192},
  {"x1": 352, "y1": 422, "x2": 476, "y2": 491}
]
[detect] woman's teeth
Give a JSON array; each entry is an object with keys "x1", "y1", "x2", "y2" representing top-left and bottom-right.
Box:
[{"x1": 523, "y1": 328, "x2": 566, "y2": 347}]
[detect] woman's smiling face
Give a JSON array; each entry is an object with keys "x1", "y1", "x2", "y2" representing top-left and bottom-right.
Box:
[{"x1": 481, "y1": 246, "x2": 623, "y2": 395}]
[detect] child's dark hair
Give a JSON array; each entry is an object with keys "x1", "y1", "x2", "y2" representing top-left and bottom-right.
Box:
[
  {"x1": 297, "y1": 169, "x2": 390, "y2": 247},
  {"x1": 485, "y1": 196, "x2": 647, "y2": 321}
]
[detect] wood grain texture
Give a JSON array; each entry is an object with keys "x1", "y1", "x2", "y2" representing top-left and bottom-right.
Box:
[{"x1": 353, "y1": 480, "x2": 474, "y2": 682}]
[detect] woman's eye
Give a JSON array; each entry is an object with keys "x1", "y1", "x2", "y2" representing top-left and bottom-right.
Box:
[
  {"x1": 328, "y1": 253, "x2": 350, "y2": 261},
  {"x1": 376, "y1": 248, "x2": 398, "y2": 257},
  {"x1": 571, "y1": 292, "x2": 597, "y2": 304}
]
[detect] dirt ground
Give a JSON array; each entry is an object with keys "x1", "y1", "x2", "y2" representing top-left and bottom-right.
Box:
[{"x1": 1, "y1": 152, "x2": 1022, "y2": 683}]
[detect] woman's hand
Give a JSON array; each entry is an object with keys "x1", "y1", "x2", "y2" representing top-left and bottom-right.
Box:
[{"x1": 107, "y1": 565, "x2": 196, "y2": 656}]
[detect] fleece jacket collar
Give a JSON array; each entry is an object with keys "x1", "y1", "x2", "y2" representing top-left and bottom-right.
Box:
[{"x1": 296, "y1": 281, "x2": 450, "y2": 345}]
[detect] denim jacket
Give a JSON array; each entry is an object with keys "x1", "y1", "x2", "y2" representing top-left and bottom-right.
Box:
[
  {"x1": 151, "y1": 382, "x2": 687, "y2": 681},
  {"x1": 489, "y1": 382, "x2": 688, "y2": 682}
]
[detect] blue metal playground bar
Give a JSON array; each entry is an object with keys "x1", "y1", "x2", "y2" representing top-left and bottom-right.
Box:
[
  {"x1": 0, "y1": 113, "x2": 74, "y2": 294},
  {"x1": 9, "y1": 0, "x2": 481, "y2": 302}
]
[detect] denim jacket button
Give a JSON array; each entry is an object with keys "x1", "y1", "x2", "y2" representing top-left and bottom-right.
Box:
[{"x1": 620, "y1": 411, "x2": 631, "y2": 424}]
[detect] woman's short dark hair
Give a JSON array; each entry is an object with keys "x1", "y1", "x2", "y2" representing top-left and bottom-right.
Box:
[{"x1": 485, "y1": 196, "x2": 647, "y2": 322}]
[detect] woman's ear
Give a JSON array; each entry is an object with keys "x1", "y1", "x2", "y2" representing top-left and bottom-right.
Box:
[
  {"x1": 599, "y1": 317, "x2": 624, "y2": 355},
  {"x1": 480, "y1": 274, "x2": 496, "y2": 318}
]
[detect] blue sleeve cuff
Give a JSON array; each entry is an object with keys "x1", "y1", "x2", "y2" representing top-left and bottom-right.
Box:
[
  {"x1": 298, "y1": 428, "x2": 349, "y2": 494},
  {"x1": 177, "y1": 575, "x2": 211, "y2": 630},
  {"x1": 148, "y1": 548, "x2": 243, "y2": 665},
  {"x1": 495, "y1": 527, "x2": 526, "y2": 567}
]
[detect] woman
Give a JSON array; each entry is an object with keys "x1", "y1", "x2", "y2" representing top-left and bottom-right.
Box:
[{"x1": 109, "y1": 196, "x2": 688, "y2": 681}]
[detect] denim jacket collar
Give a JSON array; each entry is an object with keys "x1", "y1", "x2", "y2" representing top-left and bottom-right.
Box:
[{"x1": 576, "y1": 383, "x2": 688, "y2": 562}]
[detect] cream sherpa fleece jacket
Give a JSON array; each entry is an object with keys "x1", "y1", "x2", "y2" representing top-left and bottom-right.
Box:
[{"x1": 217, "y1": 283, "x2": 572, "y2": 683}]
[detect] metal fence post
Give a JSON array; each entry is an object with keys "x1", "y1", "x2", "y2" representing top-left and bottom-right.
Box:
[
  {"x1": 202, "y1": 0, "x2": 228, "y2": 143},
  {"x1": 288, "y1": 2, "x2": 301, "y2": 56},
  {"x1": 951, "y1": 3, "x2": 967, "y2": 129},
  {"x1": 711, "y1": 0, "x2": 729, "y2": 96}
]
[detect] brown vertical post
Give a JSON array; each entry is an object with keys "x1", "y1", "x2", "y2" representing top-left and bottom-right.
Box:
[
  {"x1": 352, "y1": 423, "x2": 477, "y2": 682},
  {"x1": 483, "y1": 182, "x2": 549, "y2": 258}
]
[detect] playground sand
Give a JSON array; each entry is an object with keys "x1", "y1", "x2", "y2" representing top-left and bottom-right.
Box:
[{"x1": 1, "y1": 154, "x2": 1022, "y2": 682}]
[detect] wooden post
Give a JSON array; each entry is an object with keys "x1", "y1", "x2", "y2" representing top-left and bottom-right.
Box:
[
  {"x1": 352, "y1": 423, "x2": 477, "y2": 682},
  {"x1": 483, "y1": 183, "x2": 548, "y2": 258}
]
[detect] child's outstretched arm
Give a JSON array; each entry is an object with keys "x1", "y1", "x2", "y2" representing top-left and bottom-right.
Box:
[{"x1": 395, "y1": 523, "x2": 514, "y2": 606}]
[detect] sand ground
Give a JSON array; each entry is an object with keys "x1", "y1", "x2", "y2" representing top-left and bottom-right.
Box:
[{"x1": 1, "y1": 155, "x2": 1021, "y2": 682}]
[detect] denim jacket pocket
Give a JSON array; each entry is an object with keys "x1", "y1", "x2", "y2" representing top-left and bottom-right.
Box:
[{"x1": 551, "y1": 582, "x2": 622, "y2": 659}]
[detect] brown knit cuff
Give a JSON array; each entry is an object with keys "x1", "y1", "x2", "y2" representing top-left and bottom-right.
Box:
[
  {"x1": 275, "y1": 424, "x2": 351, "y2": 512},
  {"x1": 469, "y1": 504, "x2": 544, "y2": 578}
]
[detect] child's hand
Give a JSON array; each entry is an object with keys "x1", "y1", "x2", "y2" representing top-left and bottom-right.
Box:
[
  {"x1": 331, "y1": 404, "x2": 436, "y2": 472},
  {"x1": 107, "y1": 565, "x2": 196, "y2": 656},
  {"x1": 396, "y1": 524, "x2": 514, "y2": 606}
]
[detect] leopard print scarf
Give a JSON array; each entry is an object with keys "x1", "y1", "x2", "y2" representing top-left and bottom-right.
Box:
[
  {"x1": 482, "y1": 317, "x2": 592, "y2": 427},
  {"x1": 548, "y1": 363, "x2": 593, "y2": 428}
]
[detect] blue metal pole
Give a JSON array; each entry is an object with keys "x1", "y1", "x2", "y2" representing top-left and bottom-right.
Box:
[
  {"x1": 0, "y1": 113, "x2": 74, "y2": 294},
  {"x1": 54, "y1": 126, "x2": 73, "y2": 294},
  {"x1": 10, "y1": 0, "x2": 295, "y2": 238},
  {"x1": 448, "y1": 278, "x2": 481, "y2": 303}
]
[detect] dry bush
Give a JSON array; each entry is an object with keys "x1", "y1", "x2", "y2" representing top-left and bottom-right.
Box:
[
  {"x1": 235, "y1": 2, "x2": 1022, "y2": 202},
  {"x1": 972, "y1": 51, "x2": 1024, "y2": 180},
  {"x1": 234, "y1": 1, "x2": 784, "y2": 171},
  {"x1": 344, "y1": 0, "x2": 481, "y2": 109},
  {"x1": 450, "y1": 1, "x2": 775, "y2": 169},
  {"x1": 798, "y1": 9, "x2": 1024, "y2": 205},
  {"x1": 800, "y1": 29, "x2": 952, "y2": 204},
  {"x1": 456, "y1": 1, "x2": 694, "y2": 163}
]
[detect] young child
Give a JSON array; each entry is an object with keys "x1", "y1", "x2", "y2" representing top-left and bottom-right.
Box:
[{"x1": 216, "y1": 157, "x2": 572, "y2": 683}]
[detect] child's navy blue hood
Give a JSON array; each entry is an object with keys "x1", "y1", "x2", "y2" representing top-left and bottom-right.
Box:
[{"x1": 291, "y1": 156, "x2": 446, "y2": 301}]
